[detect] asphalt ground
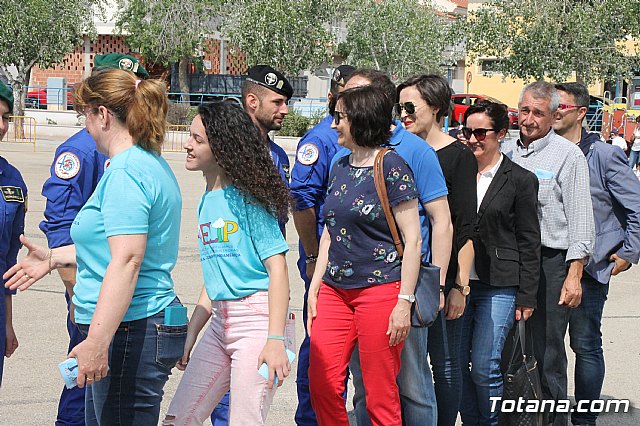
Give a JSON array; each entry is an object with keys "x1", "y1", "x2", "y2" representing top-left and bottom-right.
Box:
[{"x1": 0, "y1": 137, "x2": 639, "y2": 425}]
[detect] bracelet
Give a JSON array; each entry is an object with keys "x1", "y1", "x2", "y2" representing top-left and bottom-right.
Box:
[
  {"x1": 48, "y1": 249, "x2": 53, "y2": 275},
  {"x1": 267, "y1": 335, "x2": 286, "y2": 341},
  {"x1": 305, "y1": 255, "x2": 318, "y2": 264}
]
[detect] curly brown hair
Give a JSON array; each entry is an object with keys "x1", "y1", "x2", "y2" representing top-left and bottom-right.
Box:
[{"x1": 197, "y1": 101, "x2": 291, "y2": 222}]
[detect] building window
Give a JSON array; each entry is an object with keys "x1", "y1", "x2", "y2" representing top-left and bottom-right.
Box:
[{"x1": 479, "y1": 59, "x2": 503, "y2": 75}]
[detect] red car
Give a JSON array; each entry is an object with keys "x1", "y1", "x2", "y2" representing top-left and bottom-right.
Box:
[
  {"x1": 26, "y1": 87, "x2": 73, "y2": 110},
  {"x1": 451, "y1": 94, "x2": 519, "y2": 129}
]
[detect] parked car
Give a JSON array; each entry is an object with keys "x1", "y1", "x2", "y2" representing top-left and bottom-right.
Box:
[
  {"x1": 451, "y1": 93, "x2": 519, "y2": 128},
  {"x1": 25, "y1": 87, "x2": 73, "y2": 110}
]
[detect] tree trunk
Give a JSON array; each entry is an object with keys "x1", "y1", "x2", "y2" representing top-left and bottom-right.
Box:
[{"x1": 178, "y1": 56, "x2": 190, "y2": 104}]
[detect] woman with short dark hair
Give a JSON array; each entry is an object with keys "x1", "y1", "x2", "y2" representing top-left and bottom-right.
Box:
[{"x1": 307, "y1": 85, "x2": 422, "y2": 425}]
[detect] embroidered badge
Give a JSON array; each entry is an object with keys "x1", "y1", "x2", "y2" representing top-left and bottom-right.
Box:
[
  {"x1": 55, "y1": 152, "x2": 81, "y2": 179},
  {"x1": 119, "y1": 58, "x2": 134, "y2": 71},
  {"x1": 0, "y1": 186, "x2": 24, "y2": 203},
  {"x1": 297, "y1": 143, "x2": 320, "y2": 165}
]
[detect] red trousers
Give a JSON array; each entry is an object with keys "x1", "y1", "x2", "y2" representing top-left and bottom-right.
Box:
[{"x1": 309, "y1": 281, "x2": 403, "y2": 426}]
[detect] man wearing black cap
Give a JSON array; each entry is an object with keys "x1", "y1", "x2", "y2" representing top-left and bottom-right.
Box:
[
  {"x1": 290, "y1": 64, "x2": 355, "y2": 425},
  {"x1": 242, "y1": 65, "x2": 293, "y2": 186},
  {"x1": 38, "y1": 53, "x2": 148, "y2": 426}
]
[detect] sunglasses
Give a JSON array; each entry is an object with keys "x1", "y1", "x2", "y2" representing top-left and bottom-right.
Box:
[
  {"x1": 558, "y1": 103, "x2": 585, "y2": 111},
  {"x1": 332, "y1": 110, "x2": 348, "y2": 125},
  {"x1": 395, "y1": 102, "x2": 426, "y2": 116},
  {"x1": 461, "y1": 127, "x2": 496, "y2": 142}
]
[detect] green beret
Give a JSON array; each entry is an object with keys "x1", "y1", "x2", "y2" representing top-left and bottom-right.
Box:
[
  {"x1": 0, "y1": 82, "x2": 13, "y2": 112},
  {"x1": 93, "y1": 54, "x2": 149, "y2": 78},
  {"x1": 246, "y1": 65, "x2": 293, "y2": 99}
]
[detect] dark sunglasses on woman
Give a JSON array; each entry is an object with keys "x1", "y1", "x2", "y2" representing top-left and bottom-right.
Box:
[
  {"x1": 461, "y1": 127, "x2": 496, "y2": 142},
  {"x1": 394, "y1": 102, "x2": 427, "y2": 116},
  {"x1": 332, "y1": 110, "x2": 348, "y2": 125}
]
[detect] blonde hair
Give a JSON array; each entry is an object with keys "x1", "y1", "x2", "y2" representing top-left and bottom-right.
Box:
[{"x1": 73, "y1": 69, "x2": 168, "y2": 153}]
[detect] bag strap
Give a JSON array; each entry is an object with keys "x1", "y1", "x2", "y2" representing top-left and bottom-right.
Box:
[
  {"x1": 507, "y1": 318, "x2": 528, "y2": 365},
  {"x1": 373, "y1": 148, "x2": 404, "y2": 258}
]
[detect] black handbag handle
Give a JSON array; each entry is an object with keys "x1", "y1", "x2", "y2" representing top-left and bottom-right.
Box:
[{"x1": 507, "y1": 318, "x2": 528, "y2": 366}]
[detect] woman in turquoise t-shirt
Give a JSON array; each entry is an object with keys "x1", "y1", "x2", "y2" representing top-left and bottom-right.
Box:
[
  {"x1": 164, "y1": 101, "x2": 292, "y2": 425},
  {"x1": 4, "y1": 69, "x2": 184, "y2": 425}
]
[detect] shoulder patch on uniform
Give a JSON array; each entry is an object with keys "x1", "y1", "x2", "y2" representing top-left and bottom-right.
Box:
[
  {"x1": 55, "y1": 152, "x2": 81, "y2": 179},
  {"x1": 0, "y1": 186, "x2": 25, "y2": 203},
  {"x1": 297, "y1": 143, "x2": 319, "y2": 166}
]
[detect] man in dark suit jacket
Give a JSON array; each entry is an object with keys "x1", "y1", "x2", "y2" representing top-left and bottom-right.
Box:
[{"x1": 554, "y1": 82, "x2": 640, "y2": 426}]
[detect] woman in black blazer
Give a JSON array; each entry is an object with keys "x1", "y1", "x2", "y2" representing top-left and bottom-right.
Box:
[{"x1": 459, "y1": 101, "x2": 541, "y2": 426}]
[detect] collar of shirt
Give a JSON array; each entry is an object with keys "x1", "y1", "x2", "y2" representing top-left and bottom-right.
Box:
[
  {"x1": 516, "y1": 129, "x2": 554, "y2": 156},
  {"x1": 577, "y1": 129, "x2": 598, "y2": 156},
  {"x1": 479, "y1": 153, "x2": 503, "y2": 179}
]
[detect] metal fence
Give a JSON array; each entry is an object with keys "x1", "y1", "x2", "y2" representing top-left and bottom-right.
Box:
[
  {"x1": 164, "y1": 125, "x2": 190, "y2": 152},
  {"x1": 5, "y1": 116, "x2": 37, "y2": 151}
]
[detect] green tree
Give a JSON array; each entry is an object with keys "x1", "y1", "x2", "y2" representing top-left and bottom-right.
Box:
[
  {"x1": 221, "y1": 0, "x2": 335, "y2": 75},
  {"x1": 0, "y1": 0, "x2": 101, "y2": 117},
  {"x1": 115, "y1": 0, "x2": 221, "y2": 100},
  {"x1": 467, "y1": 0, "x2": 640, "y2": 84},
  {"x1": 338, "y1": 0, "x2": 463, "y2": 81}
]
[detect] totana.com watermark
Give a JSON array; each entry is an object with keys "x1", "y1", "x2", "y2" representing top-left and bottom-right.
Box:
[{"x1": 490, "y1": 397, "x2": 630, "y2": 413}]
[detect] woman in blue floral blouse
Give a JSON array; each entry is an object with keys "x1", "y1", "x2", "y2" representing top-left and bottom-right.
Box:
[{"x1": 306, "y1": 85, "x2": 422, "y2": 426}]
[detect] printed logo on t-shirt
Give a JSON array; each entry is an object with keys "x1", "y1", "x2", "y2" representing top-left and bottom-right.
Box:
[{"x1": 198, "y1": 218, "x2": 240, "y2": 259}]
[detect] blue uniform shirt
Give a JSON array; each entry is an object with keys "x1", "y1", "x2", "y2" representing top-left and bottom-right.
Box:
[
  {"x1": 0, "y1": 157, "x2": 27, "y2": 296},
  {"x1": 269, "y1": 138, "x2": 290, "y2": 233},
  {"x1": 40, "y1": 129, "x2": 108, "y2": 248},
  {"x1": 331, "y1": 121, "x2": 448, "y2": 260},
  {"x1": 290, "y1": 115, "x2": 339, "y2": 232}
]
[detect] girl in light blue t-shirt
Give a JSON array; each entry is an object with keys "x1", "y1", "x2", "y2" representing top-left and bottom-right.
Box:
[{"x1": 165, "y1": 102, "x2": 292, "y2": 425}]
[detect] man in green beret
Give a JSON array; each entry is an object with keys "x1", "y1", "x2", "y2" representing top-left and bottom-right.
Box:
[{"x1": 0, "y1": 81, "x2": 27, "y2": 387}]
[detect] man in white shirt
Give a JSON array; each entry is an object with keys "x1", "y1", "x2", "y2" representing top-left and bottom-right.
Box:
[{"x1": 610, "y1": 130, "x2": 628, "y2": 154}]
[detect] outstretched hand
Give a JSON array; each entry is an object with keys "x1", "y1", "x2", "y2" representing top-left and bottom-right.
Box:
[{"x1": 3, "y1": 235, "x2": 50, "y2": 291}]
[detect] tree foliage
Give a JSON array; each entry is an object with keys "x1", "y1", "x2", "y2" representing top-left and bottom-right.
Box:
[
  {"x1": 0, "y1": 0, "x2": 101, "y2": 116},
  {"x1": 467, "y1": 0, "x2": 640, "y2": 84},
  {"x1": 221, "y1": 0, "x2": 335, "y2": 75},
  {"x1": 338, "y1": 0, "x2": 463, "y2": 82}
]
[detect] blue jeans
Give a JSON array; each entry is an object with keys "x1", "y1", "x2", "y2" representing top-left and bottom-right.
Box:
[
  {"x1": 459, "y1": 281, "x2": 516, "y2": 426},
  {"x1": 569, "y1": 273, "x2": 609, "y2": 426},
  {"x1": 629, "y1": 149, "x2": 640, "y2": 168},
  {"x1": 57, "y1": 292, "x2": 86, "y2": 426},
  {"x1": 530, "y1": 248, "x2": 571, "y2": 426},
  {"x1": 77, "y1": 298, "x2": 186, "y2": 426},
  {"x1": 428, "y1": 286, "x2": 463, "y2": 426}
]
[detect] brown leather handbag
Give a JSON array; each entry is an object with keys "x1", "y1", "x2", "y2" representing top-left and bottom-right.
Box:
[{"x1": 373, "y1": 148, "x2": 440, "y2": 327}]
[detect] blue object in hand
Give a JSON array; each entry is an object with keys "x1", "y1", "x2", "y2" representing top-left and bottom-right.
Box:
[
  {"x1": 58, "y1": 358, "x2": 79, "y2": 389},
  {"x1": 164, "y1": 306, "x2": 188, "y2": 326},
  {"x1": 258, "y1": 349, "x2": 296, "y2": 385}
]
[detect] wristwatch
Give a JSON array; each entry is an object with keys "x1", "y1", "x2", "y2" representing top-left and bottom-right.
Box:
[
  {"x1": 453, "y1": 284, "x2": 471, "y2": 296},
  {"x1": 398, "y1": 294, "x2": 416, "y2": 303}
]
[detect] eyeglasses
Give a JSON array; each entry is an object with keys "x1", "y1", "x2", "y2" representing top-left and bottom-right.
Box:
[
  {"x1": 395, "y1": 102, "x2": 426, "y2": 116},
  {"x1": 461, "y1": 127, "x2": 496, "y2": 142},
  {"x1": 332, "y1": 110, "x2": 348, "y2": 125},
  {"x1": 558, "y1": 103, "x2": 585, "y2": 111}
]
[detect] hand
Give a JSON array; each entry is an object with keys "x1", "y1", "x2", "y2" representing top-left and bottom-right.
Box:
[
  {"x1": 68, "y1": 336, "x2": 109, "y2": 388},
  {"x1": 559, "y1": 274, "x2": 582, "y2": 308},
  {"x1": 5, "y1": 324, "x2": 18, "y2": 357},
  {"x1": 306, "y1": 283, "x2": 321, "y2": 336},
  {"x1": 305, "y1": 261, "x2": 316, "y2": 281},
  {"x1": 610, "y1": 254, "x2": 631, "y2": 276},
  {"x1": 515, "y1": 306, "x2": 534, "y2": 321},
  {"x1": 176, "y1": 328, "x2": 198, "y2": 371},
  {"x1": 257, "y1": 340, "x2": 290, "y2": 389},
  {"x1": 3, "y1": 235, "x2": 50, "y2": 291},
  {"x1": 439, "y1": 289, "x2": 445, "y2": 311},
  {"x1": 444, "y1": 288, "x2": 466, "y2": 320},
  {"x1": 387, "y1": 300, "x2": 411, "y2": 346}
]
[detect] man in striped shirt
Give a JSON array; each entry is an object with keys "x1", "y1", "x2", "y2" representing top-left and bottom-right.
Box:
[{"x1": 502, "y1": 81, "x2": 594, "y2": 426}]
